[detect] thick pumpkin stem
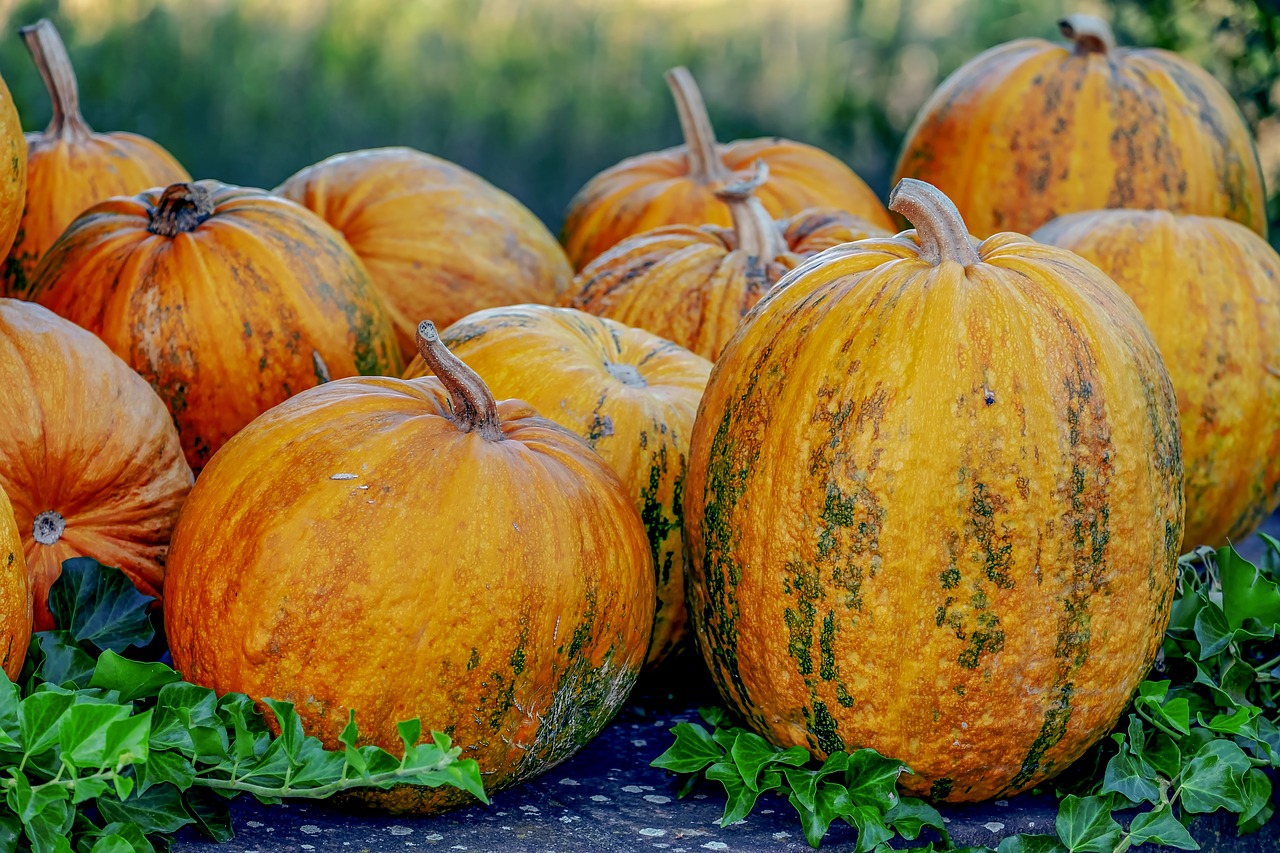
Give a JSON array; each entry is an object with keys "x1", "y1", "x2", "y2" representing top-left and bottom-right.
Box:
[
  {"x1": 149, "y1": 184, "x2": 215, "y2": 237},
  {"x1": 1059, "y1": 14, "x2": 1116, "y2": 55},
  {"x1": 665, "y1": 67, "x2": 730, "y2": 184},
  {"x1": 20, "y1": 19, "x2": 92, "y2": 142},
  {"x1": 416, "y1": 321, "x2": 504, "y2": 442},
  {"x1": 888, "y1": 179, "x2": 980, "y2": 267},
  {"x1": 715, "y1": 161, "x2": 785, "y2": 260}
]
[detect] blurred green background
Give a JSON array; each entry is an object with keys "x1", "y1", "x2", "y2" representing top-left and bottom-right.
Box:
[{"x1": 0, "y1": 0, "x2": 1275, "y2": 242}]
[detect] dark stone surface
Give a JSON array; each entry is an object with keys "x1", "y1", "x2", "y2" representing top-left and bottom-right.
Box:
[{"x1": 172, "y1": 520, "x2": 1280, "y2": 852}]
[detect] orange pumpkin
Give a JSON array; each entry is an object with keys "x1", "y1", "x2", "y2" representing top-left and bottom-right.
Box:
[
  {"x1": 567, "y1": 164, "x2": 891, "y2": 361},
  {"x1": 27, "y1": 180, "x2": 401, "y2": 471},
  {"x1": 166, "y1": 322, "x2": 653, "y2": 814},
  {"x1": 1034, "y1": 209, "x2": 1280, "y2": 550},
  {"x1": 0, "y1": 486, "x2": 32, "y2": 679},
  {"x1": 683, "y1": 179, "x2": 1182, "y2": 802},
  {"x1": 0, "y1": 62, "x2": 25, "y2": 265},
  {"x1": 0, "y1": 298, "x2": 191, "y2": 630},
  {"x1": 561, "y1": 66, "x2": 893, "y2": 269},
  {"x1": 3, "y1": 20, "x2": 189, "y2": 298},
  {"x1": 276, "y1": 147, "x2": 573, "y2": 362},
  {"x1": 405, "y1": 304, "x2": 711, "y2": 666},
  {"x1": 893, "y1": 15, "x2": 1267, "y2": 239}
]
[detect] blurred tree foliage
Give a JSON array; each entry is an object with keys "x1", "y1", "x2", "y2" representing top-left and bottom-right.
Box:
[{"x1": 0, "y1": 0, "x2": 1274, "y2": 240}]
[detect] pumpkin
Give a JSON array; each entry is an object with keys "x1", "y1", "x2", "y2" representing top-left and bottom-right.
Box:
[
  {"x1": 561, "y1": 66, "x2": 894, "y2": 270},
  {"x1": 566, "y1": 164, "x2": 891, "y2": 361},
  {"x1": 3, "y1": 20, "x2": 189, "y2": 298},
  {"x1": 0, "y1": 486, "x2": 32, "y2": 679},
  {"x1": 26, "y1": 180, "x2": 402, "y2": 471},
  {"x1": 276, "y1": 147, "x2": 573, "y2": 362},
  {"x1": 405, "y1": 304, "x2": 711, "y2": 666},
  {"x1": 1033, "y1": 209, "x2": 1280, "y2": 551},
  {"x1": 165, "y1": 322, "x2": 654, "y2": 814},
  {"x1": 0, "y1": 61, "x2": 25, "y2": 265},
  {"x1": 682, "y1": 179, "x2": 1183, "y2": 802},
  {"x1": 0, "y1": 299, "x2": 191, "y2": 630},
  {"x1": 892, "y1": 15, "x2": 1267, "y2": 240}
]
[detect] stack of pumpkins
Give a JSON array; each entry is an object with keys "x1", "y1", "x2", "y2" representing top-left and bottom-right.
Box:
[{"x1": 0, "y1": 11, "x2": 1276, "y2": 814}]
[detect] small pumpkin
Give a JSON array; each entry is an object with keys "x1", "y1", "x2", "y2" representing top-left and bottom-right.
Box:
[
  {"x1": 165, "y1": 322, "x2": 654, "y2": 814},
  {"x1": 0, "y1": 486, "x2": 32, "y2": 679},
  {"x1": 0, "y1": 299, "x2": 191, "y2": 629},
  {"x1": 683, "y1": 179, "x2": 1183, "y2": 802},
  {"x1": 561, "y1": 66, "x2": 893, "y2": 270},
  {"x1": 27, "y1": 180, "x2": 401, "y2": 471},
  {"x1": 566, "y1": 164, "x2": 890, "y2": 361},
  {"x1": 405, "y1": 304, "x2": 711, "y2": 666},
  {"x1": 1033, "y1": 209, "x2": 1280, "y2": 550},
  {"x1": 3, "y1": 20, "x2": 189, "y2": 298},
  {"x1": 276, "y1": 147, "x2": 573, "y2": 362},
  {"x1": 893, "y1": 15, "x2": 1267, "y2": 239}
]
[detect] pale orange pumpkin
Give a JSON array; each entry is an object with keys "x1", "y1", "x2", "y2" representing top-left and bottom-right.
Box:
[
  {"x1": 562, "y1": 67, "x2": 894, "y2": 269},
  {"x1": 0, "y1": 485, "x2": 32, "y2": 679}
]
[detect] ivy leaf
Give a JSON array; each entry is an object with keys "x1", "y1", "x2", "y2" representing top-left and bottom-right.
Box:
[
  {"x1": 95, "y1": 784, "x2": 194, "y2": 835},
  {"x1": 1145, "y1": 730, "x2": 1182, "y2": 779},
  {"x1": 263, "y1": 699, "x2": 304, "y2": 766},
  {"x1": 1237, "y1": 767, "x2": 1272, "y2": 828},
  {"x1": 843, "y1": 749, "x2": 908, "y2": 809},
  {"x1": 1100, "y1": 735, "x2": 1159, "y2": 805},
  {"x1": 782, "y1": 752, "x2": 848, "y2": 812},
  {"x1": 89, "y1": 654, "x2": 180, "y2": 703},
  {"x1": 32, "y1": 633, "x2": 96, "y2": 690},
  {"x1": 884, "y1": 797, "x2": 948, "y2": 843},
  {"x1": 1202, "y1": 705, "x2": 1259, "y2": 738},
  {"x1": 788, "y1": 781, "x2": 851, "y2": 848},
  {"x1": 1192, "y1": 604, "x2": 1233, "y2": 659},
  {"x1": 846, "y1": 803, "x2": 895, "y2": 853},
  {"x1": 135, "y1": 749, "x2": 196, "y2": 795},
  {"x1": 651, "y1": 722, "x2": 723, "y2": 775},
  {"x1": 19, "y1": 691, "x2": 76, "y2": 757},
  {"x1": 705, "y1": 760, "x2": 777, "y2": 826},
  {"x1": 996, "y1": 836, "x2": 1068, "y2": 853},
  {"x1": 6, "y1": 767, "x2": 67, "y2": 823},
  {"x1": 87, "y1": 836, "x2": 136, "y2": 853},
  {"x1": 88, "y1": 822, "x2": 157, "y2": 853},
  {"x1": 1178, "y1": 739, "x2": 1250, "y2": 813},
  {"x1": 1126, "y1": 803, "x2": 1199, "y2": 849},
  {"x1": 729, "y1": 730, "x2": 806, "y2": 791},
  {"x1": 46, "y1": 559, "x2": 155, "y2": 653},
  {"x1": 1217, "y1": 546, "x2": 1280, "y2": 631},
  {"x1": 59, "y1": 703, "x2": 132, "y2": 768},
  {"x1": 1054, "y1": 794, "x2": 1122, "y2": 853},
  {"x1": 183, "y1": 787, "x2": 234, "y2": 842}
]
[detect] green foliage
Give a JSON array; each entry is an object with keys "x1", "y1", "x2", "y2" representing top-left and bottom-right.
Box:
[
  {"x1": 0, "y1": 558, "x2": 487, "y2": 850},
  {"x1": 0, "y1": 0, "x2": 1272, "y2": 239},
  {"x1": 655, "y1": 542, "x2": 1280, "y2": 849}
]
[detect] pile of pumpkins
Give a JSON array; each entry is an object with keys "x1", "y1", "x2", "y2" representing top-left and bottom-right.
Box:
[{"x1": 0, "y1": 12, "x2": 1277, "y2": 813}]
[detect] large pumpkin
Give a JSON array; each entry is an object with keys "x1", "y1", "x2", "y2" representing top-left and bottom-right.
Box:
[
  {"x1": 3, "y1": 20, "x2": 189, "y2": 298},
  {"x1": 0, "y1": 299, "x2": 191, "y2": 629},
  {"x1": 0, "y1": 486, "x2": 32, "y2": 679},
  {"x1": 26, "y1": 181, "x2": 401, "y2": 471},
  {"x1": 0, "y1": 59, "x2": 25, "y2": 265},
  {"x1": 683, "y1": 179, "x2": 1183, "y2": 802},
  {"x1": 893, "y1": 15, "x2": 1267, "y2": 239},
  {"x1": 276, "y1": 147, "x2": 573, "y2": 361},
  {"x1": 567, "y1": 164, "x2": 891, "y2": 361},
  {"x1": 561, "y1": 66, "x2": 893, "y2": 269},
  {"x1": 165, "y1": 322, "x2": 653, "y2": 814},
  {"x1": 405, "y1": 304, "x2": 710, "y2": 666},
  {"x1": 1034, "y1": 209, "x2": 1280, "y2": 551}
]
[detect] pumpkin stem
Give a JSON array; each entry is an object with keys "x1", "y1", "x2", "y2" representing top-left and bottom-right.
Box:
[
  {"x1": 149, "y1": 183, "x2": 215, "y2": 237},
  {"x1": 1059, "y1": 14, "x2": 1116, "y2": 55},
  {"x1": 715, "y1": 161, "x2": 785, "y2": 260},
  {"x1": 664, "y1": 67, "x2": 730, "y2": 184},
  {"x1": 416, "y1": 321, "x2": 504, "y2": 442},
  {"x1": 888, "y1": 179, "x2": 980, "y2": 267},
  {"x1": 19, "y1": 19, "x2": 92, "y2": 142}
]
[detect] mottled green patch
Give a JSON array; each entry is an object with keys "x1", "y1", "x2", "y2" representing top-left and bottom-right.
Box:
[
  {"x1": 466, "y1": 648, "x2": 479, "y2": 671},
  {"x1": 835, "y1": 683, "x2": 854, "y2": 708},
  {"x1": 638, "y1": 446, "x2": 676, "y2": 591},
  {"x1": 806, "y1": 700, "x2": 844, "y2": 755},
  {"x1": 566, "y1": 589, "x2": 598, "y2": 659},
  {"x1": 783, "y1": 561, "x2": 821, "y2": 677},
  {"x1": 1007, "y1": 684, "x2": 1073, "y2": 791},
  {"x1": 939, "y1": 567, "x2": 960, "y2": 589},
  {"x1": 819, "y1": 610, "x2": 837, "y2": 681},
  {"x1": 969, "y1": 483, "x2": 1014, "y2": 590},
  {"x1": 957, "y1": 611, "x2": 1005, "y2": 670},
  {"x1": 510, "y1": 645, "x2": 526, "y2": 676},
  {"x1": 930, "y1": 778, "x2": 953, "y2": 800}
]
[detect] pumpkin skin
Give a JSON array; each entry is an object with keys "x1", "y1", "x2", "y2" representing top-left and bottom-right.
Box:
[
  {"x1": 0, "y1": 486, "x2": 32, "y2": 679},
  {"x1": 567, "y1": 170, "x2": 891, "y2": 361},
  {"x1": 892, "y1": 15, "x2": 1267, "y2": 240},
  {"x1": 276, "y1": 147, "x2": 573, "y2": 361},
  {"x1": 27, "y1": 181, "x2": 401, "y2": 471},
  {"x1": 4, "y1": 20, "x2": 189, "y2": 299},
  {"x1": 1033, "y1": 210, "x2": 1280, "y2": 551},
  {"x1": 562, "y1": 67, "x2": 894, "y2": 270},
  {"x1": 0, "y1": 65, "x2": 26, "y2": 267},
  {"x1": 165, "y1": 323, "x2": 654, "y2": 814},
  {"x1": 405, "y1": 304, "x2": 711, "y2": 666},
  {"x1": 0, "y1": 299, "x2": 191, "y2": 630},
  {"x1": 683, "y1": 179, "x2": 1183, "y2": 802}
]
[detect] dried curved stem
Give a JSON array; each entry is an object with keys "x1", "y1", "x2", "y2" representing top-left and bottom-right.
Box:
[
  {"x1": 888, "y1": 179, "x2": 980, "y2": 267},
  {"x1": 1059, "y1": 14, "x2": 1116, "y2": 56},
  {"x1": 20, "y1": 19, "x2": 91, "y2": 142},
  {"x1": 149, "y1": 184, "x2": 215, "y2": 237},
  {"x1": 664, "y1": 67, "x2": 729, "y2": 183},
  {"x1": 416, "y1": 321, "x2": 504, "y2": 441},
  {"x1": 715, "y1": 161, "x2": 785, "y2": 259}
]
